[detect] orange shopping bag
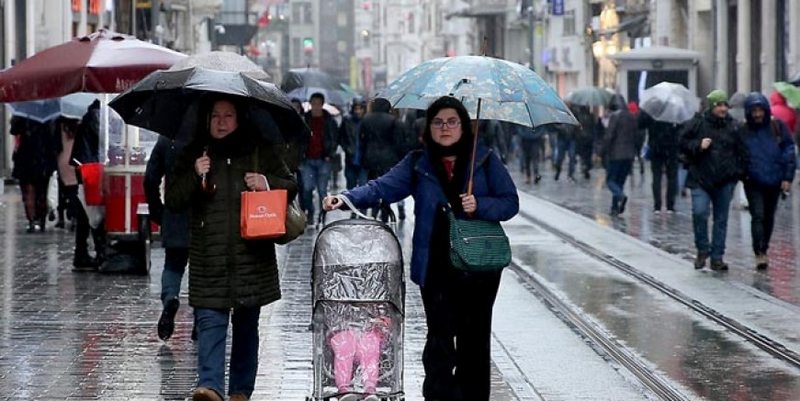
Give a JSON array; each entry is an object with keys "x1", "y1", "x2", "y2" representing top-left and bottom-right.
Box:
[{"x1": 240, "y1": 189, "x2": 288, "y2": 240}]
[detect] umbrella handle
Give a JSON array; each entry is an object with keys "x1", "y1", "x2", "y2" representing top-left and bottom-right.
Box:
[{"x1": 467, "y1": 98, "x2": 482, "y2": 197}]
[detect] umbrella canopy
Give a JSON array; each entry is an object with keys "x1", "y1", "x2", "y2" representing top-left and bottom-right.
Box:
[
  {"x1": 169, "y1": 51, "x2": 269, "y2": 81},
  {"x1": 639, "y1": 82, "x2": 700, "y2": 124},
  {"x1": 108, "y1": 67, "x2": 308, "y2": 144},
  {"x1": 564, "y1": 86, "x2": 613, "y2": 107},
  {"x1": 377, "y1": 55, "x2": 576, "y2": 127},
  {"x1": 281, "y1": 67, "x2": 339, "y2": 93},
  {"x1": 773, "y1": 81, "x2": 800, "y2": 109},
  {"x1": 8, "y1": 93, "x2": 100, "y2": 123},
  {"x1": 0, "y1": 29, "x2": 186, "y2": 102},
  {"x1": 285, "y1": 86, "x2": 346, "y2": 106}
]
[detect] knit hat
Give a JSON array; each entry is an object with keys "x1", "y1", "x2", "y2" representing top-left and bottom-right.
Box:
[{"x1": 706, "y1": 89, "x2": 729, "y2": 107}]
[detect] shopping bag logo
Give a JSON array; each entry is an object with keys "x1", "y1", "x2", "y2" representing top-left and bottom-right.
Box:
[{"x1": 241, "y1": 189, "x2": 288, "y2": 240}]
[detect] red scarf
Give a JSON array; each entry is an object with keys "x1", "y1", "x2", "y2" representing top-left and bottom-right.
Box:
[{"x1": 441, "y1": 158, "x2": 455, "y2": 182}]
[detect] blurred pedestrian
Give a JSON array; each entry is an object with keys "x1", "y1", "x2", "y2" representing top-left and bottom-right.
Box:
[
  {"x1": 166, "y1": 96, "x2": 297, "y2": 401},
  {"x1": 339, "y1": 101, "x2": 368, "y2": 190},
  {"x1": 741, "y1": 92, "x2": 796, "y2": 269},
  {"x1": 572, "y1": 105, "x2": 596, "y2": 179},
  {"x1": 769, "y1": 91, "x2": 797, "y2": 133},
  {"x1": 600, "y1": 94, "x2": 638, "y2": 216},
  {"x1": 10, "y1": 116, "x2": 58, "y2": 233},
  {"x1": 55, "y1": 117, "x2": 81, "y2": 232},
  {"x1": 518, "y1": 124, "x2": 545, "y2": 184},
  {"x1": 628, "y1": 101, "x2": 646, "y2": 176},
  {"x1": 145, "y1": 136, "x2": 194, "y2": 341},
  {"x1": 553, "y1": 121, "x2": 577, "y2": 181},
  {"x1": 360, "y1": 98, "x2": 405, "y2": 220},
  {"x1": 639, "y1": 110, "x2": 681, "y2": 213},
  {"x1": 70, "y1": 100, "x2": 107, "y2": 270},
  {"x1": 300, "y1": 92, "x2": 338, "y2": 224},
  {"x1": 680, "y1": 89, "x2": 749, "y2": 271},
  {"x1": 323, "y1": 96, "x2": 518, "y2": 401}
]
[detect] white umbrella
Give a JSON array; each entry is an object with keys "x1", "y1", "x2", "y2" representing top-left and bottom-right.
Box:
[{"x1": 639, "y1": 82, "x2": 699, "y2": 124}]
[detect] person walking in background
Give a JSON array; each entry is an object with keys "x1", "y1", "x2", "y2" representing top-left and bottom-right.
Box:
[
  {"x1": 145, "y1": 136, "x2": 194, "y2": 342},
  {"x1": 628, "y1": 101, "x2": 647, "y2": 176},
  {"x1": 324, "y1": 96, "x2": 518, "y2": 401},
  {"x1": 339, "y1": 101, "x2": 367, "y2": 190},
  {"x1": 166, "y1": 96, "x2": 297, "y2": 401},
  {"x1": 553, "y1": 118, "x2": 578, "y2": 182},
  {"x1": 572, "y1": 104, "x2": 596, "y2": 179},
  {"x1": 600, "y1": 94, "x2": 639, "y2": 216},
  {"x1": 639, "y1": 109, "x2": 681, "y2": 213},
  {"x1": 70, "y1": 100, "x2": 107, "y2": 270},
  {"x1": 769, "y1": 91, "x2": 797, "y2": 134},
  {"x1": 680, "y1": 89, "x2": 749, "y2": 271},
  {"x1": 300, "y1": 92, "x2": 338, "y2": 224},
  {"x1": 359, "y1": 98, "x2": 405, "y2": 220},
  {"x1": 741, "y1": 92, "x2": 796, "y2": 269},
  {"x1": 518, "y1": 124, "x2": 545, "y2": 184},
  {"x1": 10, "y1": 116, "x2": 58, "y2": 233}
]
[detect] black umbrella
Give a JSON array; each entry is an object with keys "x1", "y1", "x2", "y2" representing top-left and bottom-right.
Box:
[
  {"x1": 108, "y1": 66, "x2": 308, "y2": 144},
  {"x1": 281, "y1": 67, "x2": 338, "y2": 93}
]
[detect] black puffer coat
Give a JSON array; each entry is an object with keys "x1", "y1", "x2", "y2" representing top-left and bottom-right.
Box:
[
  {"x1": 166, "y1": 129, "x2": 297, "y2": 309},
  {"x1": 360, "y1": 99, "x2": 403, "y2": 175},
  {"x1": 679, "y1": 110, "x2": 748, "y2": 191}
]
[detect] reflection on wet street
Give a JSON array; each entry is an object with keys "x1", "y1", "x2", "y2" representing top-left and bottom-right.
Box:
[{"x1": 509, "y1": 220, "x2": 800, "y2": 400}]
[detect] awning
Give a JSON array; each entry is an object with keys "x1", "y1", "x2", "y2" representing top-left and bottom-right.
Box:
[{"x1": 609, "y1": 45, "x2": 702, "y2": 62}]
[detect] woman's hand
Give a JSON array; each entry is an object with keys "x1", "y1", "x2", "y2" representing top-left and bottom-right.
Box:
[
  {"x1": 322, "y1": 195, "x2": 344, "y2": 211},
  {"x1": 244, "y1": 172, "x2": 268, "y2": 191},
  {"x1": 460, "y1": 193, "x2": 477, "y2": 214},
  {"x1": 195, "y1": 151, "x2": 210, "y2": 176}
]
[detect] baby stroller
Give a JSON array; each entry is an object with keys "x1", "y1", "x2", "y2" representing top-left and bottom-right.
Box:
[{"x1": 306, "y1": 197, "x2": 405, "y2": 401}]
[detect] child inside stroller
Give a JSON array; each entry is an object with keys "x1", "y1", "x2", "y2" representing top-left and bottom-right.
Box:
[{"x1": 307, "y1": 200, "x2": 405, "y2": 401}]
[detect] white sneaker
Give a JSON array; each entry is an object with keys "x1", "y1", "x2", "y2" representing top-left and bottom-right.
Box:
[
  {"x1": 363, "y1": 395, "x2": 380, "y2": 401},
  {"x1": 338, "y1": 394, "x2": 359, "y2": 401}
]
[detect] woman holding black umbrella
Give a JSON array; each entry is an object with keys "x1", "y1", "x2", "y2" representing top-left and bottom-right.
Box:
[{"x1": 166, "y1": 95, "x2": 297, "y2": 401}]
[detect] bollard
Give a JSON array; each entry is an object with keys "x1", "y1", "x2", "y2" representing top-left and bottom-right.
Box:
[{"x1": 136, "y1": 203, "x2": 151, "y2": 274}]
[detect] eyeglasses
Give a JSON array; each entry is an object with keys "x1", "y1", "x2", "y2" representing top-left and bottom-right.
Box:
[{"x1": 431, "y1": 118, "x2": 461, "y2": 130}]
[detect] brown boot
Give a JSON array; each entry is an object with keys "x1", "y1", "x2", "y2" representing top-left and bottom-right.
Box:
[
  {"x1": 230, "y1": 394, "x2": 249, "y2": 401},
  {"x1": 192, "y1": 387, "x2": 223, "y2": 401}
]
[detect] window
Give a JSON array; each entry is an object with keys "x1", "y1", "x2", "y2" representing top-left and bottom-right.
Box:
[
  {"x1": 292, "y1": 37, "x2": 302, "y2": 65},
  {"x1": 292, "y1": 2, "x2": 312, "y2": 24},
  {"x1": 563, "y1": 10, "x2": 576, "y2": 36}
]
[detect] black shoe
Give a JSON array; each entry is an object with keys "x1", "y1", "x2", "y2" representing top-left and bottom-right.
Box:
[
  {"x1": 55, "y1": 220, "x2": 65, "y2": 229},
  {"x1": 694, "y1": 252, "x2": 708, "y2": 269},
  {"x1": 26, "y1": 220, "x2": 36, "y2": 233},
  {"x1": 534, "y1": 175, "x2": 542, "y2": 184},
  {"x1": 619, "y1": 196, "x2": 628, "y2": 214},
  {"x1": 710, "y1": 259, "x2": 729, "y2": 271},
  {"x1": 554, "y1": 169, "x2": 561, "y2": 181},
  {"x1": 158, "y1": 298, "x2": 180, "y2": 341},
  {"x1": 583, "y1": 171, "x2": 591, "y2": 179},
  {"x1": 72, "y1": 253, "x2": 99, "y2": 271},
  {"x1": 48, "y1": 210, "x2": 56, "y2": 222}
]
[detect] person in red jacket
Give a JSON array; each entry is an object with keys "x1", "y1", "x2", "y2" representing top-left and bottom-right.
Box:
[{"x1": 769, "y1": 91, "x2": 797, "y2": 133}]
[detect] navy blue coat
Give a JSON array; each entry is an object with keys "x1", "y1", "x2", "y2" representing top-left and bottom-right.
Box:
[
  {"x1": 743, "y1": 93, "x2": 797, "y2": 188},
  {"x1": 345, "y1": 145, "x2": 519, "y2": 287}
]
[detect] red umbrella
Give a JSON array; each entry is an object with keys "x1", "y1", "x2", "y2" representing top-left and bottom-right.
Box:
[{"x1": 0, "y1": 29, "x2": 186, "y2": 102}]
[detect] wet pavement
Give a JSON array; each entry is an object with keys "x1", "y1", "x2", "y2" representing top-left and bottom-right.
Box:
[
  {"x1": 2, "y1": 156, "x2": 800, "y2": 401},
  {"x1": 512, "y1": 159, "x2": 800, "y2": 306}
]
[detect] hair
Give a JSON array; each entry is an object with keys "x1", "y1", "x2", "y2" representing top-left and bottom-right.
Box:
[
  {"x1": 370, "y1": 98, "x2": 392, "y2": 113},
  {"x1": 290, "y1": 97, "x2": 302, "y2": 106},
  {"x1": 309, "y1": 92, "x2": 325, "y2": 103},
  {"x1": 422, "y1": 96, "x2": 474, "y2": 158}
]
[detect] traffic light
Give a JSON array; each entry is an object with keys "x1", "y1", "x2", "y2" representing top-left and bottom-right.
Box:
[{"x1": 303, "y1": 38, "x2": 314, "y2": 53}]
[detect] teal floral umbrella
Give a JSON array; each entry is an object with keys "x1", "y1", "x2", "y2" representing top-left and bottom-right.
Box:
[{"x1": 377, "y1": 55, "x2": 577, "y2": 128}]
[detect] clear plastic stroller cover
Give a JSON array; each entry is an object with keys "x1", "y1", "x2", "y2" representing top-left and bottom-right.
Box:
[{"x1": 311, "y1": 221, "x2": 405, "y2": 398}]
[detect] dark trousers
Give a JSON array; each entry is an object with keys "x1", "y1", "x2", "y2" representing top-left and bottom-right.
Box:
[
  {"x1": 65, "y1": 185, "x2": 105, "y2": 258},
  {"x1": 651, "y1": 155, "x2": 678, "y2": 210},
  {"x1": 744, "y1": 183, "x2": 782, "y2": 255},
  {"x1": 520, "y1": 138, "x2": 541, "y2": 178},
  {"x1": 576, "y1": 138, "x2": 594, "y2": 175},
  {"x1": 420, "y1": 264, "x2": 502, "y2": 401},
  {"x1": 606, "y1": 159, "x2": 633, "y2": 208}
]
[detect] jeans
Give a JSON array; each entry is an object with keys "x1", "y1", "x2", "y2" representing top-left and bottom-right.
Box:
[
  {"x1": 300, "y1": 159, "x2": 331, "y2": 220},
  {"x1": 690, "y1": 182, "x2": 736, "y2": 261},
  {"x1": 744, "y1": 183, "x2": 782, "y2": 255},
  {"x1": 161, "y1": 247, "x2": 188, "y2": 305},
  {"x1": 344, "y1": 161, "x2": 368, "y2": 190},
  {"x1": 606, "y1": 159, "x2": 633, "y2": 206},
  {"x1": 555, "y1": 137, "x2": 576, "y2": 178},
  {"x1": 195, "y1": 306, "x2": 261, "y2": 398},
  {"x1": 650, "y1": 155, "x2": 678, "y2": 210}
]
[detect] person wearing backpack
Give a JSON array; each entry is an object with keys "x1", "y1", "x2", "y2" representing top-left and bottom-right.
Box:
[{"x1": 741, "y1": 92, "x2": 796, "y2": 269}]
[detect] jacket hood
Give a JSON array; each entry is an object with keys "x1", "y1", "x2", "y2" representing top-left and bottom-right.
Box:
[
  {"x1": 608, "y1": 94, "x2": 627, "y2": 111},
  {"x1": 770, "y1": 91, "x2": 788, "y2": 107},
  {"x1": 744, "y1": 92, "x2": 772, "y2": 128}
]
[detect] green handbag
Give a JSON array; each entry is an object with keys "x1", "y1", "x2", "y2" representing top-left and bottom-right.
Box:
[{"x1": 446, "y1": 207, "x2": 511, "y2": 272}]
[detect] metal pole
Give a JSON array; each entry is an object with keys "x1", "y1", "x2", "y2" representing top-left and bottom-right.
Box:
[
  {"x1": 528, "y1": 5, "x2": 535, "y2": 71},
  {"x1": 131, "y1": 0, "x2": 136, "y2": 36}
]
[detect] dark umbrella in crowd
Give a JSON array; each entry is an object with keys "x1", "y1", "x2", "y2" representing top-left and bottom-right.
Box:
[
  {"x1": 281, "y1": 67, "x2": 347, "y2": 105},
  {"x1": 109, "y1": 66, "x2": 308, "y2": 144},
  {"x1": 564, "y1": 86, "x2": 613, "y2": 107},
  {"x1": 0, "y1": 29, "x2": 185, "y2": 102},
  {"x1": 8, "y1": 93, "x2": 100, "y2": 123}
]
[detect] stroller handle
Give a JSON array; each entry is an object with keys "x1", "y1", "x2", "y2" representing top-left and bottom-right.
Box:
[{"x1": 332, "y1": 195, "x2": 372, "y2": 220}]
